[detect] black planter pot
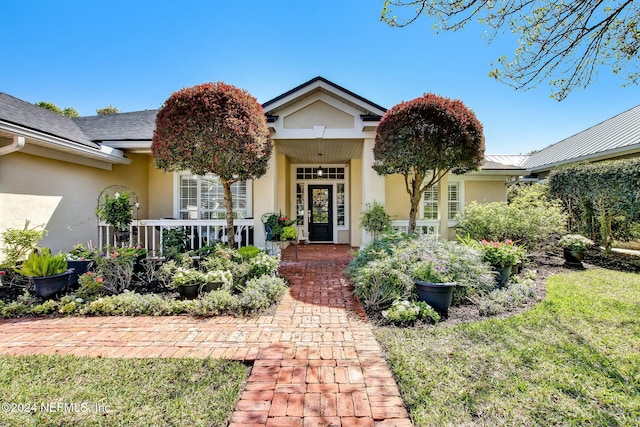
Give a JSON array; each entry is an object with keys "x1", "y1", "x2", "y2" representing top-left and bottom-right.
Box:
[
  {"x1": 203, "y1": 281, "x2": 223, "y2": 293},
  {"x1": 563, "y1": 248, "x2": 584, "y2": 265},
  {"x1": 493, "y1": 264, "x2": 513, "y2": 288},
  {"x1": 31, "y1": 270, "x2": 73, "y2": 299},
  {"x1": 67, "y1": 259, "x2": 95, "y2": 287},
  {"x1": 178, "y1": 283, "x2": 200, "y2": 300},
  {"x1": 415, "y1": 280, "x2": 456, "y2": 314}
]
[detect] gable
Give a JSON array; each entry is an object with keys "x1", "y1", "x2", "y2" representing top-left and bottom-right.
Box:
[{"x1": 283, "y1": 100, "x2": 355, "y2": 129}]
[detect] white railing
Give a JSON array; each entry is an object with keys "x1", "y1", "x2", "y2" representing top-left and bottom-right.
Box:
[
  {"x1": 390, "y1": 220, "x2": 440, "y2": 238},
  {"x1": 98, "y1": 219, "x2": 255, "y2": 256}
]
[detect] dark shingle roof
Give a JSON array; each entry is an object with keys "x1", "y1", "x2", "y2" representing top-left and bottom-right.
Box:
[
  {"x1": 73, "y1": 110, "x2": 158, "y2": 141},
  {"x1": 0, "y1": 93, "x2": 97, "y2": 147},
  {"x1": 524, "y1": 105, "x2": 640, "y2": 171}
]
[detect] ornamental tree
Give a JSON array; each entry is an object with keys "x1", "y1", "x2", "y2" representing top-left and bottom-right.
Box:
[
  {"x1": 152, "y1": 82, "x2": 272, "y2": 247},
  {"x1": 373, "y1": 93, "x2": 484, "y2": 235}
]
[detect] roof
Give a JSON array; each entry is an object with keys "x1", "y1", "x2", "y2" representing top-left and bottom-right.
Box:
[
  {"x1": 0, "y1": 93, "x2": 97, "y2": 147},
  {"x1": 524, "y1": 105, "x2": 640, "y2": 171},
  {"x1": 74, "y1": 110, "x2": 157, "y2": 141},
  {"x1": 262, "y1": 76, "x2": 387, "y2": 116},
  {"x1": 483, "y1": 154, "x2": 528, "y2": 170}
]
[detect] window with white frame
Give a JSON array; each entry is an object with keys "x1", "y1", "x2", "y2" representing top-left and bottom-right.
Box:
[
  {"x1": 177, "y1": 173, "x2": 249, "y2": 219},
  {"x1": 422, "y1": 182, "x2": 460, "y2": 220}
]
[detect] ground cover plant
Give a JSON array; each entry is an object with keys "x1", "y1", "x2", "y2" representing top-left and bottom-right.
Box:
[
  {"x1": 0, "y1": 355, "x2": 247, "y2": 427},
  {"x1": 376, "y1": 269, "x2": 640, "y2": 426},
  {"x1": 0, "y1": 239, "x2": 286, "y2": 318}
]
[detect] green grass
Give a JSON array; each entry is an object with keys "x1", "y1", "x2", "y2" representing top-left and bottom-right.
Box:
[
  {"x1": 0, "y1": 356, "x2": 248, "y2": 426},
  {"x1": 376, "y1": 270, "x2": 640, "y2": 426}
]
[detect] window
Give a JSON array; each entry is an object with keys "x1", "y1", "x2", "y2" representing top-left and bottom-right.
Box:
[
  {"x1": 422, "y1": 182, "x2": 460, "y2": 221},
  {"x1": 177, "y1": 173, "x2": 250, "y2": 219}
]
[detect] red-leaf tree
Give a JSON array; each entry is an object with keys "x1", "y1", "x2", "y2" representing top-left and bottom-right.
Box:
[
  {"x1": 373, "y1": 93, "x2": 485, "y2": 235},
  {"x1": 152, "y1": 82, "x2": 272, "y2": 247}
]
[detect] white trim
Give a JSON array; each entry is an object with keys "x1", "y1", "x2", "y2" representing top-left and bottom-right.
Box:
[{"x1": 173, "y1": 172, "x2": 253, "y2": 219}]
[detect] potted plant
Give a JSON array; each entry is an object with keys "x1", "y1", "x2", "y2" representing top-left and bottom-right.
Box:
[
  {"x1": 558, "y1": 234, "x2": 594, "y2": 265},
  {"x1": 359, "y1": 201, "x2": 391, "y2": 241},
  {"x1": 480, "y1": 239, "x2": 522, "y2": 287},
  {"x1": 16, "y1": 248, "x2": 72, "y2": 298},
  {"x1": 412, "y1": 260, "x2": 456, "y2": 314},
  {"x1": 264, "y1": 212, "x2": 297, "y2": 241},
  {"x1": 172, "y1": 267, "x2": 203, "y2": 300},
  {"x1": 203, "y1": 269, "x2": 232, "y2": 292},
  {"x1": 97, "y1": 192, "x2": 133, "y2": 244},
  {"x1": 66, "y1": 244, "x2": 97, "y2": 287}
]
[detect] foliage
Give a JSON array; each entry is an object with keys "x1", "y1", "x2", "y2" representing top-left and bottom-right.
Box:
[
  {"x1": 352, "y1": 258, "x2": 415, "y2": 311},
  {"x1": 264, "y1": 212, "x2": 297, "y2": 240},
  {"x1": 162, "y1": 227, "x2": 188, "y2": 259},
  {"x1": 548, "y1": 158, "x2": 640, "y2": 250},
  {"x1": 237, "y1": 276, "x2": 288, "y2": 314},
  {"x1": 382, "y1": 1, "x2": 640, "y2": 101},
  {"x1": 152, "y1": 82, "x2": 272, "y2": 247},
  {"x1": 477, "y1": 239, "x2": 524, "y2": 267},
  {"x1": 16, "y1": 248, "x2": 68, "y2": 277},
  {"x1": 76, "y1": 271, "x2": 105, "y2": 299},
  {"x1": 34, "y1": 101, "x2": 78, "y2": 117},
  {"x1": 373, "y1": 93, "x2": 484, "y2": 233},
  {"x1": 96, "y1": 192, "x2": 133, "y2": 231},
  {"x1": 247, "y1": 252, "x2": 280, "y2": 277},
  {"x1": 359, "y1": 200, "x2": 392, "y2": 240},
  {"x1": 279, "y1": 226, "x2": 298, "y2": 241},
  {"x1": 0, "y1": 221, "x2": 45, "y2": 268},
  {"x1": 456, "y1": 184, "x2": 566, "y2": 249},
  {"x1": 172, "y1": 267, "x2": 204, "y2": 288},
  {"x1": 476, "y1": 277, "x2": 537, "y2": 316},
  {"x1": 558, "y1": 234, "x2": 595, "y2": 251},
  {"x1": 66, "y1": 243, "x2": 97, "y2": 260},
  {"x1": 413, "y1": 260, "x2": 451, "y2": 283},
  {"x1": 382, "y1": 299, "x2": 440, "y2": 325},
  {"x1": 345, "y1": 233, "x2": 416, "y2": 277},
  {"x1": 376, "y1": 269, "x2": 640, "y2": 425},
  {"x1": 96, "y1": 105, "x2": 119, "y2": 115},
  {"x1": 238, "y1": 245, "x2": 262, "y2": 259},
  {"x1": 91, "y1": 247, "x2": 138, "y2": 294}
]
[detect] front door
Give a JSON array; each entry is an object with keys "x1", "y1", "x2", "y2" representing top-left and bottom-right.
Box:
[{"x1": 308, "y1": 185, "x2": 333, "y2": 241}]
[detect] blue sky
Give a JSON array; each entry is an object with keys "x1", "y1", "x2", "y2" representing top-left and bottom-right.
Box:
[{"x1": 1, "y1": 0, "x2": 637, "y2": 154}]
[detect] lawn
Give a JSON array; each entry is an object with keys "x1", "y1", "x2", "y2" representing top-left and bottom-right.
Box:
[
  {"x1": 0, "y1": 356, "x2": 248, "y2": 426},
  {"x1": 376, "y1": 269, "x2": 640, "y2": 426}
]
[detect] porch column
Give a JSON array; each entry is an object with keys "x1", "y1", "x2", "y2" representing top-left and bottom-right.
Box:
[
  {"x1": 253, "y1": 148, "x2": 278, "y2": 249},
  {"x1": 438, "y1": 174, "x2": 449, "y2": 240},
  {"x1": 361, "y1": 138, "x2": 385, "y2": 246}
]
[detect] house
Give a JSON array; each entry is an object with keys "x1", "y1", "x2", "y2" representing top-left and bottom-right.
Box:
[{"x1": 2, "y1": 77, "x2": 634, "y2": 254}]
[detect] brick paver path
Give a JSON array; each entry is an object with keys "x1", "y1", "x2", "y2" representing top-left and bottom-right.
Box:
[{"x1": 0, "y1": 244, "x2": 411, "y2": 426}]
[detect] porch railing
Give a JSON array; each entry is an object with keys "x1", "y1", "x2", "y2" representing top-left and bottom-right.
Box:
[
  {"x1": 98, "y1": 219, "x2": 255, "y2": 257},
  {"x1": 390, "y1": 220, "x2": 440, "y2": 238}
]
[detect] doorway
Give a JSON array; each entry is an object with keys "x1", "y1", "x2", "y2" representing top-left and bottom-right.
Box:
[{"x1": 308, "y1": 185, "x2": 333, "y2": 241}]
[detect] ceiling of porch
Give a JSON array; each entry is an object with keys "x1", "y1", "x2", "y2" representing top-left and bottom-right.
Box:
[{"x1": 276, "y1": 139, "x2": 363, "y2": 163}]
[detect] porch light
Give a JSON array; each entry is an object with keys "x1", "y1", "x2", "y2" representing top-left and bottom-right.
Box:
[{"x1": 317, "y1": 166, "x2": 323, "y2": 177}]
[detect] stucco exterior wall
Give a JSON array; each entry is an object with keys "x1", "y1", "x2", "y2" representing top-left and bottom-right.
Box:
[
  {"x1": 350, "y1": 158, "x2": 362, "y2": 247},
  {"x1": 146, "y1": 156, "x2": 174, "y2": 218},
  {"x1": 0, "y1": 151, "x2": 148, "y2": 254},
  {"x1": 384, "y1": 174, "x2": 410, "y2": 220},
  {"x1": 283, "y1": 101, "x2": 354, "y2": 129},
  {"x1": 465, "y1": 180, "x2": 507, "y2": 204}
]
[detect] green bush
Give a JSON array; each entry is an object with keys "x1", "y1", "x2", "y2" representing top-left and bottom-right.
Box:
[
  {"x1": 238, "y1": 276, "x2": 288, "y2": 314},
  {"x1": 352, "y1": 258, "x2": 415, "y2": 311},
  {"x1": 455, "y1": 184, "x2": 565, "y2": 249},
  {"x1": 16, "y1": 248, "x2": 68, "y2": 277},
  {"x1": 238, "y1": 245, "x2": 262, "y2": 260},
  {"x1": 360, "y1": 200, "x2": 392, "y2": 240},
  {"x1": 345, "y1": 233, "x2": 415, "y2": 278},
  {"x1": 381, "y1": 300, "x2": 440, "y2": 325}
]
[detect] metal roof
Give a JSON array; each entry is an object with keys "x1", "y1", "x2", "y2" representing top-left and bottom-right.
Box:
[{"x1": 523, "y1": 105, "x2": 640, "y2": 172}]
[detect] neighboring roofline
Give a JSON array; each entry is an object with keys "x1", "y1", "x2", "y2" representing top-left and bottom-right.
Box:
[
  {"x1": 527, "y1": 142, "x2": 640, "y2": 173},
  {"x1": 261, "y1": 76, "x2": 388, "y2": 114},
  {"x1": 0, "y1": 115, "x2": 98, "y2": 148},
  {"x1": 0, "y1": 120, "x2": 131, "y2": 165}
]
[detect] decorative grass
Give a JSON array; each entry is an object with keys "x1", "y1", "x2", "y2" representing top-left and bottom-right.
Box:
[
  {"x1": 0, "y1": 356, "x2": 248, "y2": 426},
  {"x1": 377, "y1": 270, "x2": 640, "y2": 426}
]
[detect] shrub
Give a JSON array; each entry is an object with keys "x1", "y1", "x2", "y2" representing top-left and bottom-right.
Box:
[
  {"x1": 455, "y1": 184, "x2": 565, "y2": 249},
  {"x1": 238, "y1": 276, "x2": 288, "y2": 314},
  {"x1": 238, "y1": 245, "x2": 262, "y2": 260},
  {"x1": 77, "y1": 271, "x2": 106, "y2": 298},
  {"x1": 352, "y1": 258, "x2": 415, "y2": 311},
  {"x1": 16, "y1": 248, "x2": 68, "y2": 277},
  {"x1": 476, "y1": 273, "x2": 537, "y2": 316},
  {"x1": 0, "y1": 221, "x2": 45, "y2": 268},
  {"x1": 345, "y1": 233, "x2": 415, "y2": 277},
  {"x1": 381, "y1": 300, "x2": 440, "y2": 325},
  {"x1": 248, "y1": 253, "x2": 280, "y2": 277},
  {"x1": 360, "y1": 201, "x2": 392, "y2": 240},
  {"x1": 183, "y1": 290, "x2": 240, "y2": 316}
]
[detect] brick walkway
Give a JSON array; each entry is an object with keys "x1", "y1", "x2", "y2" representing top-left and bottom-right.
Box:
[{"x1": 0, "y1": 245, "x2": 411, "y2": 427}]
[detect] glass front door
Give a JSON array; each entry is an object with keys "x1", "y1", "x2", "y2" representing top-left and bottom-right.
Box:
[{"x1": 308, "y1": 185, "x2": 333, "y2": 241}]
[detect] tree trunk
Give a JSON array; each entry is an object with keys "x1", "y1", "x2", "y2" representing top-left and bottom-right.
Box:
[
  {"x1": 408, "y1": 191, "x2": 422, "y2": 235},
  {"x1": 222, "y1": 180, "x2": 236, "y2": 248}
]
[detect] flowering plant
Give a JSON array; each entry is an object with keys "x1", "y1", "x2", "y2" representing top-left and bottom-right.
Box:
[
  {"x1": 249, "y1": 253, "x2": 280, "y2": 277},
  {"x1": 204, "y1": 269, "x2": 233, "y2": 287},
  {"x1": 558, "y1": 234, "x2": 594, "y2": 251},
  {"x1": 66, "y1": 243, "x2": 97, "y2": 261},
  {"x1": 413, "y1": 260, "x2": 452, "y2": 283},
  {"x1": 480, "y1": 239, "x2": 523, "y2": 267},
  {"x1": 172, "y1": 267, "x2": 205, "y2": 287},
  {"x1": 381, "y1": 300, "x2": 440, "y2": 324},
  {"x1": 265, "y1": 212, "x2": 297, "y2": 240},
  {"x1": 0, "y1": 270, "x2": 6, "y2": 285}
]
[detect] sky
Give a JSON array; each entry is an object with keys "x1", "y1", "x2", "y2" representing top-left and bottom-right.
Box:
[{"x1": 1, "y1": 0, "x2": 637, "y2": 155}]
